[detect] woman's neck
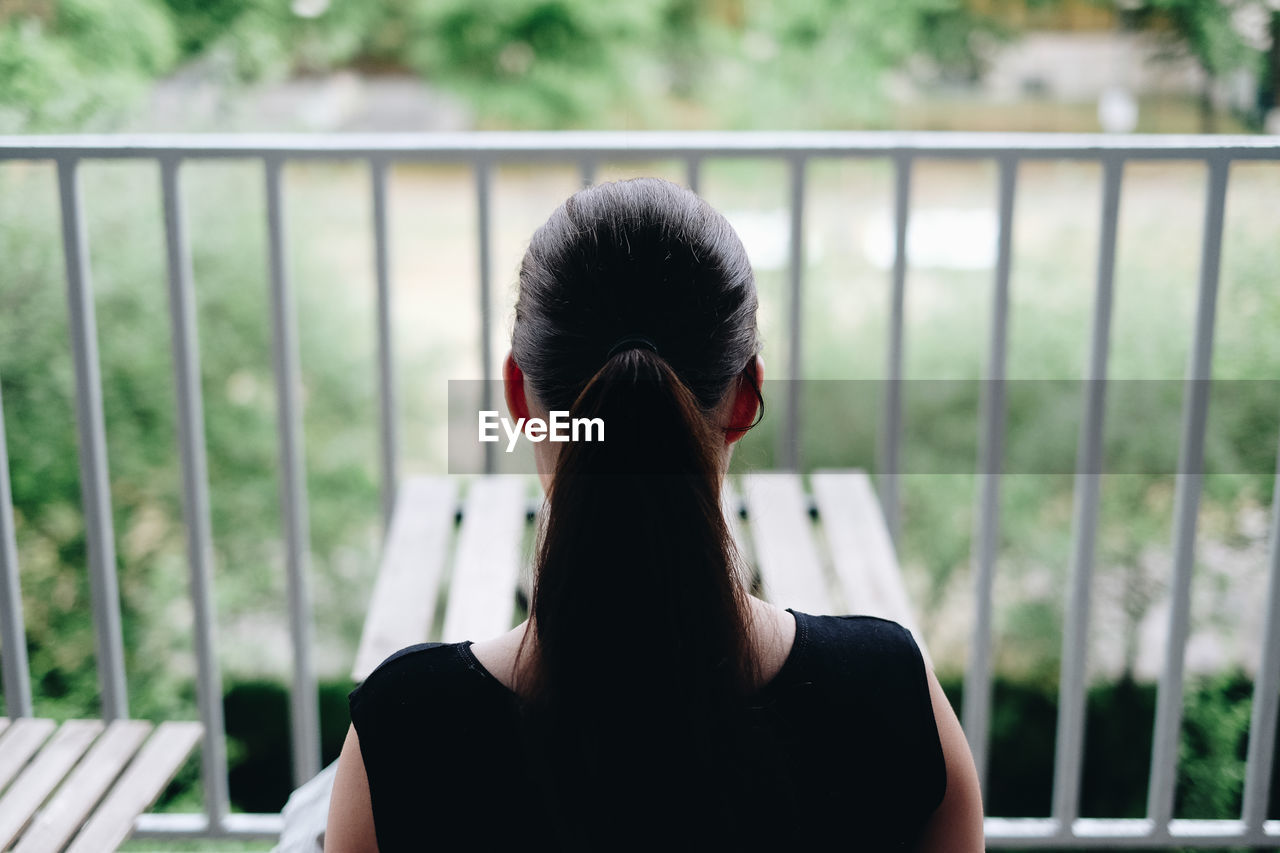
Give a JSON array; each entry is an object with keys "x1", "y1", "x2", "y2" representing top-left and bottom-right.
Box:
[{"x1": 468, "y1": 594, "x2": 795, "y2": 695}]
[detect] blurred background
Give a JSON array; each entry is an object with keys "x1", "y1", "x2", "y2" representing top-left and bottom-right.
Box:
[
  {"x1": 2, "y1": 1, "x2": 1279, "y2": 849},
  {"x1": 2, "y1": 0, "x2": 1280, "y2": 133}
]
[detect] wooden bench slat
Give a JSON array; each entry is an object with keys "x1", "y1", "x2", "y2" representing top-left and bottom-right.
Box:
[
  {"x1": 64, "y1": 721, "x2": 202, "y2": 853},
  {"x1": 742, "y1": 473, "x2": 833, "y2": 615},
  {"x1": 353, "y1": 477, "x2": 458, "y2": 681},
  {"x1": 517, "y1": 495, "x2": 545, "y2": 604},
  {"x1": 721, "y1": 479, "x2": 753, "y2": 577},
  {"x1": 441, "y1": 477, "x2": 527, "y2": 643},
  {"x1": 13, "y1": 719, "x2": 151, "y2": 853},
  {"x1": 351, "y1": 470, "x2": 925, "y2": 683},
  {"x1": 0, "y1": 717, "x2": 57, "y2": 794},
  {"x1": 811, "y1": 473, "x2": 879, "y2": 616},
  {"x1": 0, "y1": 719, "x2": 104, "y2": 849},
  {"x1": 811, "y1": 470, "x2": 927, "y2": 650}
]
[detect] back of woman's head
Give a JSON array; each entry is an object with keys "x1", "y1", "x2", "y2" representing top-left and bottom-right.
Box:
[
  {"x1": 511, "y1": 178, "x2": 769, "y2": 846},
  {"x1": 513, "y1": 177, "x2": 759, "y2": 416}
]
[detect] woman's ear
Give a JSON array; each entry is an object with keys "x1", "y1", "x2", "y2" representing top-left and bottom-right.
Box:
[
  {"x1": 503, "y1": 352, "x2": 530, "y2": 422},
  {"x1": 725, "y1": 356, "x2": 764, "y2": 446}
]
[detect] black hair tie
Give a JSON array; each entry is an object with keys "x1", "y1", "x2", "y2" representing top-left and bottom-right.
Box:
[{"x1": 606, "y1": 335, "x2": 659, "y2": 359}]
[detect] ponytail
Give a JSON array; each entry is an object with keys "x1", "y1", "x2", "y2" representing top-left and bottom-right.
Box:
[
  {"x1": 516, "y1": 347, "x2": 760, "y2": 847},
  {"x1": 521, "y1": 346, "x2": 755, "y2": 704},
  {"x1": 508, "y1": 177, "x2": 766, "y2": 845}
]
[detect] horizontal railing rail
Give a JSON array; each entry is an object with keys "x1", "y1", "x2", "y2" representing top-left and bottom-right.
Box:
[{"x1": 0, "y1": 132, "x2": 1277, "y2": 845}]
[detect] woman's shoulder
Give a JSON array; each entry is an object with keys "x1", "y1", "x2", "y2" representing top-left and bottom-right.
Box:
[
  {"x1": 800, "y1": 609, "x2": 913, "y2": 634},
  {"x1": 784, "y1": 611, "x2": 937, "y2": 731},
  {"x1": 787, "y1": 611, "x2": 947, "y2": 815},
  {"x1": 791, "y1": 610, "x2": 925, "y2": 671},
  {"x1": 358, "y1": 641, "x2": 460, "y2": 681},
  {"x1": 349, "y1": 641, "x2": 497, "y2": 718}
]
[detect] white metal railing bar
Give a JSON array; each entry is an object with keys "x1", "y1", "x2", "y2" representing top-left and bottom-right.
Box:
[
  {"x1": 878, "y1": 153, "x2": 912, "y2": 546},
  {"x1": 685, "y1": 157, "x2": 701, "y2": 194},
  {"x1": 963, "y1": 156, "x2": 1018, "y2": 794},
  {"x1": 0, "y1": 380, "x2": 33, "y2": 718},
  {"x1": 160, "y1": 157, "x2": 232, "y2": 827},
  {"x1": 1243, "y1": 431, "x2": 1280, "y2": 831},
  {"x1": 5, "y1": 131, "x2": 1280, "y2": 161},
  {"x1": 55, "y1": 158, "x2": 129, "y2": 722},
  {"x1": 1052, "y1": 155, "x2": 1124, "y2": 829},
  {"x1": 476, "y1": 161, "x2": 497, "y2": 474},
  {"x1": 263, "y1": 157, "x2": 322, "y2": 786},
  {"x1": 781, "y1": 156, "x2": 806, "y2": 471},
  {"x1": 1146, "y1": 156, "x2": 1230, "y2": 827},
  {"x1": 370, "y1": 158, "x2": 399, "y2": 530}
]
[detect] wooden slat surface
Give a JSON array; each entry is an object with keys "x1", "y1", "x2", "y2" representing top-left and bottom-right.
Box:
[
  {"x1": 441, "y1": 477, "x2": 527, "y2": 643},
  {"x1": 722, "y1": 478, "x2": 753, "y2": 594},
  {"x1": 741, "y1": 473, "x2": 833, "y2": 615},
  {"x1": 353, "y1": 477, "x2": 458, "y2": 681},
  {"x1": 0, "y1": 717, "x2": 56, "y2": 793},
  {"x1": 0, "y1": 719, "x2": 103, "y2": 849},
  {"x1": 14, "y1": 719, "x2": 151, "y2": 853},
  {"x1": 812, "y1": 470, "x2": 926, "y2": 647},
  {"x1": 516, "y1": 495, "x2": 543, "y2": 604},
  {"x1": 353, "y1": 470, "x2": 920, "y2": 672},
  {"x1": 721, "y1": 479, "x2": 753, "y2": 582},
  {"x1": 65, "y1": 721, "x2": 202, "y2": 853}
]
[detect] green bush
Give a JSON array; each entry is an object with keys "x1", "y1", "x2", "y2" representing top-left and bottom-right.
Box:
[
  {"x1": 0, "y1": 0, "x2": 178, "y2": 131},
  {"x1": 941, "y1": 672, "x2": 1280, "y2": 825},
  {"x1": 1, "y1": 0, "x2": 1005, "y2": 131},
  {"x1": 220, "y1": 678, "x2": 353, "y2": 813}
]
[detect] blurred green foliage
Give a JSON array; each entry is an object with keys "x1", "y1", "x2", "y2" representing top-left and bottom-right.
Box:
[
  {"x1": 401, "y1": 0, "x2": 667, "y2": 127},
  {"x1": 3, "y1": 0, "x2": 1276, "y2": 132},
  {"x1": 0, "y1": 162, "x2": 381, "y2": 723},
  {"x1": 220, "y1": 678, "x2": 352, "y2": 813},
  {"x1": 942, "y1": 672, "x2": 1280, "y2": 824},
  {"x1": 0, "y1": 0, "x2": 177, "y2": 131},
  {"x1": 1116, "y1": 0, "x2": 1277, "y2": 129},
  {"x1": 704, "y1": 0, "x2": 1006, "y2": 128},
  {"x1": 1123, "y1": 0, "x2": 1267, "y2": 80},
  {"x1": 1, "y1": 0, "x2": 1003, "y2": 130}
]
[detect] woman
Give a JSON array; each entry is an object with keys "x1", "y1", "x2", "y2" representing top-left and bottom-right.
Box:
[{"x1": 326, "y1": 178, "x2": 984, "y2": 851}]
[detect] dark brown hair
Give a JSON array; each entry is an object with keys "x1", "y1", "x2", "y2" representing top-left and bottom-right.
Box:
[{"x1": 511, "y1": 177, "x2": 766, "y2": 845}]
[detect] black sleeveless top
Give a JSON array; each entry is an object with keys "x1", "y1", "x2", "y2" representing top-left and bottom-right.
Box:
[{"x1": 349, "y1": 610, "x2": 946, "y2": 851}]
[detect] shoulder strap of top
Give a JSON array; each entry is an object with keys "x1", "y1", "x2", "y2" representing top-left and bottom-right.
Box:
[
  {"x1": 796, "y1": 612, "x2": 948, "y2": 818},
  {"x1": 348, "y1": 641, "x2": 460, "y2": 723}
]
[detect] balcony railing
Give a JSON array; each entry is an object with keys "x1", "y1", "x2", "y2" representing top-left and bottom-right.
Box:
[{"x1": 1, "y1": 131, "x2": 1278, "y2": 847}]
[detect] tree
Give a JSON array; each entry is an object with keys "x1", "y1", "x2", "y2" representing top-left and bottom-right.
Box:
[
  {"x1": 0, "y1": 0, "x2": 177, "y2": 131},
  {"x1": 1119, "y1": 0, "x2": 1271, "y2": 131},
  {"x1": 670, "y1": 0, "x2": 1005, "y2": 129},
  {"x1": 1261, "y1": 5, "x2": 1280, "y2": 123}
]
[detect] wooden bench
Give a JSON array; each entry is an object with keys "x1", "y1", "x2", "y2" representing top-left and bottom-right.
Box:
[
  {"x1": 354, "y1": 469, "x2": 923, "y2": 681},
  {"x1": 0, "y1": 717, "x2": 201, "y2": 852}
]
